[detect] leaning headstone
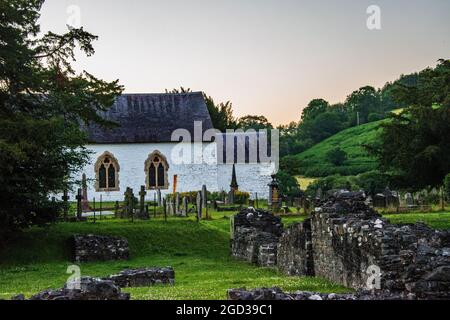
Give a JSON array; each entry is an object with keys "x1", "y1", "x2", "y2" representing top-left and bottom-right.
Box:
[
  {"x1": 196, "y1": 191, "x2": 202, "y2": 222},
  {"x1": 182, "y1": 197, "x2": 188, "y2": 217}
]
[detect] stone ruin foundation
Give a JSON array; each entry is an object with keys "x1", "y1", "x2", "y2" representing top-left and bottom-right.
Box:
[
  {"x1": 104, "y1": 267, "x2": 175, "y2": 287},
  {"x1": 72, "y1": 234, "x2": 129, "y2": 262},
  {"x1": 12, "y1": 277, "x2": 130, "y2": 300},
  {"x1": 231, "y1": 208, "x2": 283, "y2": 267},
  {"x1": 231, "y1": 191, "x2": 450, "y2": 299}
]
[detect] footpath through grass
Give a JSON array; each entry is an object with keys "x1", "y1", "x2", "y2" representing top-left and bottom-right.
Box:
[{"x1": 0, "y1": 213, "x2": 345, "y2": 300}]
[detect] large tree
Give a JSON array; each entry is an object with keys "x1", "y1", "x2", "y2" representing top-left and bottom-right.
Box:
[
  {"x1": 237, "y1": 115, "x2": 273, "y2": 131},
  {"x1": 0, "y1": 0, "x2": 123, "y2": 242},
  {"x1": 372, "y1": 59, "x2": 450, "y2": 190}
]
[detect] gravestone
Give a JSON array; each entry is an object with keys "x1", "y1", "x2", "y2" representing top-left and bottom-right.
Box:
[
  {"x1": 62, "y1": 190, "x2": 69, "y2": 220},
  {"x1": 124, "y1": 188, "x2": 134, "y2": 220},
  {"x1": 202, "y1": 185, "x2": 208, "y2": 208},
  {"x1": 163, "y1": 198, "x2": 167, "y2": 218},
  {"x1": 182, "y1": 197, "x2": 188, "y2": 217},
  {"x1": 157, "y1": 189, "x2": 162, "y2": 207},
  {"x1": 114, "y1": 201, "x2": 120, "y2": 218},
  {"x1": 81, "y1": 173, "x2": 90, "y2": 212},
  {"x1": 405, "y1": 193, "x2": 414, "y2": 207},
  {"x1": 175, "y1": 193, "x2": 180, "y2": 215},
  {"x1": 139, "y1": 186, "x2": 147, "y2": 218},
  {"x1": 76, "y1": 189, "x2": 83, "y2": 220},
  {"x1": 196, "y1": 191, "x2": 202, "y2": 222}
]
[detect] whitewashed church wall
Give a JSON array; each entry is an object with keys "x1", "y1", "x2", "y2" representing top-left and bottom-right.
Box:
[
  {"x1": 68, "y1": 142, "x2": 274, "y2": 203},
  {"x1": 71, "y1": 143, "x2": 219, "y2": 202},
  {"x1": 217, "y1": 163, "x2": 274, "y2": 199}
]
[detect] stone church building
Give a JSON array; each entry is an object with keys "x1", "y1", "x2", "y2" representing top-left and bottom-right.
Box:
[{"x1": 75, "y1": 92, "x2": 275, "y2": 202}]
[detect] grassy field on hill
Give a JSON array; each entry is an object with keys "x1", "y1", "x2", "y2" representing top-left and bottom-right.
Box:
[
  {"x1": 0, "y1": 212, "x2": 346, "y2": 300},
  {"x1": 294, "y1": 120, "x2": 385, "y2": 177}
]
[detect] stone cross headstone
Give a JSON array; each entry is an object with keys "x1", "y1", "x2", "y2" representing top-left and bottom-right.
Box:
[
  {"x1": 125, "y1": 187, "x2": 134, "y2": 221},
  {"x1": 175, "y1": 193, "x2": 180, "y2": 215},
  {"x1": 139, "y1": 186, "x2": 147, "y2": 217},
  {"x1": 182, "y1": 196, "x2": 188, "y2": 217},
  {"x1": 62, "y1": 189, "x2": 69, "y2": 221},
  {"x1": 196, "y1": 191, "x2": 202, "y2": 222},
  {"x1": 157, "y1": 189, "x2": 162, "y2": 207},
  {"x1": 139, "y1": 186, "x2": 148, "y2": 218},
  {"x1": 75, "y1": 188, "x2": 82, "y2": 220}
]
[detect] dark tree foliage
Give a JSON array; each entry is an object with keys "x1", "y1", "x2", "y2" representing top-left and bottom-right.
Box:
[
  {"x1": 0, "y1": 0, "x2": 123, "y2": 242},
  {"x1": 371, "y1": 59, "x2": 450, "y2": 190},
  {"x1": 237, "y1": 115, "x2": 273, "y2": 131},
  {"x1": 276, "y1": 170, "x2": 302, "y2": 198},
  {"x1": 326, "y1": 147, "x2": 347, "y2": 166},
  {"x1": 203, "y1": 95, "x2": 238, "y2": 132}
]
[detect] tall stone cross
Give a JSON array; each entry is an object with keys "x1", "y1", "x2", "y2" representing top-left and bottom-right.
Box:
[
  {"x1": 139, "y1": 186, "x2": 147, "y2": 217},
  {"x1": 62, "y1": 189, "x2": 69, "y2": 220},
  {"x1": 196, "y1": 191, "x2": 202, "y2": 222}
]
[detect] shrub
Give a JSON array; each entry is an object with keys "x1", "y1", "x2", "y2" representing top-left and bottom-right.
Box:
[
  {"x1": 444, "y1": 173, "x2": 450, "y2": 200},
  {"x1": 326, "y1": 147, "x2": 347, "y2": 166}
]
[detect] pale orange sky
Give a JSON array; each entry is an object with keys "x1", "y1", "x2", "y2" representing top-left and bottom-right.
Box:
[{"x1": 39, "y1": 0, "x2": 450, "y2": 125}]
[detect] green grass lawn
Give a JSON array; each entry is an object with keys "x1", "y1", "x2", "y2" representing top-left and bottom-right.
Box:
[
  {"x1": 383, "y1": 212, "x2": 450, "y2": 230},
  {"x1": 0, "y1": 211, "x2": 344, "y2": 300},
  {"x1": 1, "y1": 209, "x2": 448, "y2": 300}
]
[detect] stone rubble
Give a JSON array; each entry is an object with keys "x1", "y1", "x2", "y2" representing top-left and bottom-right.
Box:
[
  {"x1": 72, "y1": 234, "x2": 129, "y2": 262},
  {"x1": 104, "y1": 267, "x2": 175, "y2": 287},
  {"x1": 15, "y1": 277, "x2": 130, "y2": 300}
]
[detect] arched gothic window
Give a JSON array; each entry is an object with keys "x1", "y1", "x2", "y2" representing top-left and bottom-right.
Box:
[
  {"x1": 145, "y1": 151, "x2": 169, "y2": 190},
  {"x1": 95, "y1": 152, "x2": 120, "y2": 192}
]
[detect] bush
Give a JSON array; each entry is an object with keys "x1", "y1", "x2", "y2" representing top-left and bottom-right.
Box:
[
  {"x1": 326, "y1": 147, "x2": 347, "y2": 166},
  {"x1": 234, "y1": 191, "x2": 250, "y2": 205},
  {"x1": 368, "y1": 113, "x2": 386, "y2": 122},
  {"x1": 305, "y1": 175, "x2": 358, "y2": 197}
]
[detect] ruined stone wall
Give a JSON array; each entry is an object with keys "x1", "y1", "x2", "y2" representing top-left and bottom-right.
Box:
[
  {"x1": 231, "y1": 192, "x2": 450, "y2": 299},
  {"x1": 231, "y1": 209, "x2": 283, "y2": 266},
  {"x1": 277, "y1": 220, "x2": 314, "y2": 276}
]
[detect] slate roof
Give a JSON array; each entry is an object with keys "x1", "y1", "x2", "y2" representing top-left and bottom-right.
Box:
[{"x1": 85, "y1": 92, "x2": 214, "y2": 143}]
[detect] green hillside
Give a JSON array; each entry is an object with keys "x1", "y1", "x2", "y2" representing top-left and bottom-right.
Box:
[{"x1": 294, "y1": 120, "x2": 386, "y2": 177}]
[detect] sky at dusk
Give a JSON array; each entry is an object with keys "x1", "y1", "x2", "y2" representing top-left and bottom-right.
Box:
[{"x1": 39, "y1": 0, "x2": 450, "y2": 125}]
